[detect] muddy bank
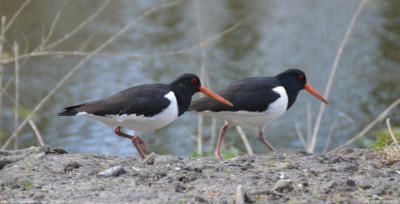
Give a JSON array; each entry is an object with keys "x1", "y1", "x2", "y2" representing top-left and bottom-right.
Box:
[{"x1": 1, "y1": 146, "x2": 399, "y2": 203}]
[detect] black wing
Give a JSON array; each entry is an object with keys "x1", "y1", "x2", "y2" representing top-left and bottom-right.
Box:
[
  {"x1": 189, "y1": 77, "x2": 283, "y2": 112},
  {"x1": 59, "y1": 84, "x2": 172, "y2": 117}
]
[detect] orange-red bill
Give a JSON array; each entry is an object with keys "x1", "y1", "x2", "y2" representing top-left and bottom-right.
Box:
[
  {"x1": 305, "y1": 84, "x2": 328, "y2": 104},
  {"x1": 199, "y1": 86, "x2": 234, "y2": 107}
]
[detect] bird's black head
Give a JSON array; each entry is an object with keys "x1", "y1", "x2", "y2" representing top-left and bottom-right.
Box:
[
  {"x1": 276, "y1": 69, "x2": 307, "y2": 93},
  {"x1": 276, "y1": 68, "x2": 328, "y2": 109},
  {"x1": 169, "y1": 73, "x2": 233, "y2": 116},
  {"x1": 169, "y1": 73, "x2": 202, "y2": 96}
]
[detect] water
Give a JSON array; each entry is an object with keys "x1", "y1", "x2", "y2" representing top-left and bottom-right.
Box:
[{"x1": 1, "y1": 0, "x2": 399, "y2": 157}]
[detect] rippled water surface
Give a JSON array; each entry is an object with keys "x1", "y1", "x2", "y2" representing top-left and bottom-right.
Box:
[{"x1": 1, "y1": 0, "x2": 399, "y2": 157}]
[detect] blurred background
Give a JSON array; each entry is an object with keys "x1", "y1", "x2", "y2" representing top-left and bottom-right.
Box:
[{"x1": 0, "y1": 0, "x2": 399, "y2": 157}]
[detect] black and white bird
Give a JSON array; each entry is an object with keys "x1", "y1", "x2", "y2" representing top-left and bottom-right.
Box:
[
  {"x1": 58, "y1": 73, "x2": 233, "y2": 159},
  {"x1": 189, "y1": 69, "x2": 328, "y2": 159}
]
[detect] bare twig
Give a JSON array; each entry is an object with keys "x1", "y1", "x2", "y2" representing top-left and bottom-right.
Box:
[
  {"x1": 306, "y1": 103, "x2": 312, "y2": 148},
  {"x1": 308, "y1": 0, "x2": 367, "y2": 153},
  {"x1": 13, "y1": 42, "x2": 20, "y2": 149},
  {"x1": 76, "y1": 22, "x2": 108, "y2": 51},
  {"x1": 330, "y1": 98, "x2": 400, "y2": 152},
  {"x1": 3, "y1": 20, "x2": 241, "y2": 65},
  {"x1": 235, "y1": 185, "x2": 245, "y2": 204},
  {"x1": 3, "y1": 0, "x2": 32, "y2": 34},
  {"x1": 235, "y1": 126, "x2": 254, "y2": 155},
  {"x1": 28, "y1": 119, "x2": 45, "y2": 146},
  {"x1": 194, "y1": 0, "x2": 207, "y2": 155},
  {"x1": 197, "y1": 115, "x2": 204, "y2": 154},
  {"x1": 1, "y1": 0, "x2": 184, "y2": 150},
  {"x1": 40, "y1": 0, "x2": 70, "y2": 50},
  {"x1": 322, "y1": 113, "x2": 355, "y2": 153},
  {"x1": 295, "y1": 124, "x2": 307, "y2": 150},
  {"x1": 0, "y1": 16, "x2": 5, "y2": 137},
  {"x1": 210, "y1": 117, "x2": 217, "y2": 149},
  {"x1": 386, "y1": 118, "x2": 399, "y2": 146},
  {"x1": 44, "y1": 0, "x2": 111, "y2": 50},
  {"x1": 183, "y1": 128, "x2": 198, "y2": 141}
]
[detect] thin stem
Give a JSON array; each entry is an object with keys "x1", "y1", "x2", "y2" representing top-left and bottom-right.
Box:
[
  {"x1": 44, "y1": 0, "x2": 111, "y2": 50},
  {"x1": 306, "y1": 103, "x2": 312, "y2": 148},
  {"x1": 322, "y1": 113, "x2": 355, "y2": 153},
  {"x1": 1, "y1": 0, "x2": 184, "y2": 150},
  {"x1": 0, "y1": 16, "x2": 5, "y2": 142},
  {"x1": 3, "y1": 0, "x2": 32, "y2": 34},
  {"x1": 386, "y1": 118, "x2": 399, "y2": 146},
  {"x1": 308, "y1": 0, "x2": 367, "y2": 153},
  {"x1": 40, "y1": 0, "x2": 70, "y2": 50},
  {"x1": 28, "y1": 119, "x2": 45, "y2": 146},
  {"x1": 295, "y1": 124, "x2": 307, "y2": 150},
  {"x1": 194, "y1": 0, "x2": 206, "y2": 155},
  {"x1": 2, "y1": 21, "x2": 242, "y2": 65},
  {"x1": 330, "y1": 98, "x2": 400, "y2": 152},
  {"x1": 13, "y1": 42, "x2": 20, "y2": 149},
  {"x1": 235, "y1": 126, "x2": 254, "y2": 155},
  {"x1": 210, "y1": 117, "x2": 217, "y2": 149}
]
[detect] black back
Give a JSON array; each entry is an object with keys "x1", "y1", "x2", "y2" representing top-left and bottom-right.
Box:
[
  {"x1": 58, "y1": 73, "x2": 203, "y2": 117},
  {"x1": 189, "y1": 69, "x2": 307, "y2": 112},
  {"x1": 189, "y1": 77, "x2": 282, "y2": 112},
  {"x1": 59, "y1": 84, "x2": 172, "y2": 117}
]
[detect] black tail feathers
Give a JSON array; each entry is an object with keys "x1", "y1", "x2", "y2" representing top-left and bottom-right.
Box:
[{"x1": 57, "y1": 104, "x2": 84, "y2": 116}]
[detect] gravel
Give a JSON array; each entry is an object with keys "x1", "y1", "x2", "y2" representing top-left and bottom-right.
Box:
[{"x1": 1, "y1": 146, "x2": 399, "y2": 203}]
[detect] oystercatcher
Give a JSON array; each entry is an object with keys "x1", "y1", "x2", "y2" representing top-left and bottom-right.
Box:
[
  {"x1": 58, "y1": 73, "x2": 233, "y2": 159},
  {"x1": 189, "y1": 69, "x2": 328, "y2": 159}
]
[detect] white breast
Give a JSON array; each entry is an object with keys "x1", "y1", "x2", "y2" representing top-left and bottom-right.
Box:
[
  {"x1": 78, "y1": 91, "x2": 179, "y2": 133},
  {"x1": 201, "y1": 86, "x2": 288, "y2": 128}
]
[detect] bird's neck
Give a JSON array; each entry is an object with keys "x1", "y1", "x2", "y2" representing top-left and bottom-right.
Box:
[
  {"x1": 173, "y1": 91, "x2": 192, "y2": 117},
  {"x1": 277, "y1": 79, "x2": 300, "y2": 110}
]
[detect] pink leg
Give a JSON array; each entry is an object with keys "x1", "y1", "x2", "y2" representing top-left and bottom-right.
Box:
[
  {"x1": 258, "y1": 129, "x2": 275, "y2": 151},
  {"x1": 131, "y1": 136, "x2": 146, "y2": 159},
  {"x1": 114, "y1": 126, "x2": 149, "y2": 152},
  {"x1": 215, "y1": 123, "x2": 229, "y2": 159},
  {"x1": 113, "y1": 126, "x2": 149, "y2": 159}
]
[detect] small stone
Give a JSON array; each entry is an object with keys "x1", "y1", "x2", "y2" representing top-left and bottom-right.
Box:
[
  {"x1": 274, "y1": 180, "x2": 294, "y2": 193},
  {"x1": 346, "y1": 179, "x2": 356, "y2": 187},
  {"x1": 372, "y1": 195, "x2": 380, "y2": 200},
  {"x1": 140, "y1": 155, "x2": 155, "y2": 167},
  {"x1": 97, "y1": 166, "x2": 125, "y2": 178},
  {"x1": 174, "y1": 183, "x2": 187, "y2": 192},
  {"x1": 194, "y1": 196, "x2": 209, "y2": 203},
  {"x1": 64, "y1": 162, "x2": 81, "y2": 173}
]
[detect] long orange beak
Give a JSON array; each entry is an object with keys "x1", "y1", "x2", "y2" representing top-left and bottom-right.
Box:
[
  {"x1": 199, "y1": 86, "x2": 233, "y2": 107},
  {"x1": 305, "y1": 84, "x2": 328, "y2": 104}
]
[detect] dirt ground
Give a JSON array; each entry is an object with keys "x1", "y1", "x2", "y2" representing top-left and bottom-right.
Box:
[{"x1": 1, "y1": 146, "x2": 399, "y2": 203}]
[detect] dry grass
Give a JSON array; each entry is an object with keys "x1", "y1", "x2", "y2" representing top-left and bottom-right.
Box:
[
  {"x1": 380, "y1": 118, "x2": 400, "y2": 165},
  {"x1": 381, "y1": 144, "x2": 400, "y2": 165}
]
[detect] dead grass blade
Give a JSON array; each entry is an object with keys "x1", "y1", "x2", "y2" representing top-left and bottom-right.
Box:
[
  {"x1": 330, "y1": 98, "x2": 400, "y2": 152},
  {"x1": 308, "y1": 0, "x2": 367, "y2": 153},
  {"x1": 1, "y1": 0, "x2": 184, "y2": 150}
]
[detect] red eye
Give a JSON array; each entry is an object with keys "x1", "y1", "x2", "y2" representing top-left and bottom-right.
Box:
[
  {"x1": 191, "y1": 78, "x2": 198, "y2": 84},
  {"x1": 298, "y1": 74, "x2": 304, "y2": 80}
]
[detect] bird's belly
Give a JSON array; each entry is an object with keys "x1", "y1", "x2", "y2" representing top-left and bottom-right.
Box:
[
  {"x1": 202, "y1": 87, "x2": 288, "y2": 128},
  {"x1": 82, "y1": 102, "x2": 179, "y2": 132}
]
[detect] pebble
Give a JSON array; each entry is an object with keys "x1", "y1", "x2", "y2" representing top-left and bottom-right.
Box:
[{"x1": 97, "y1": 166, "x2": 125, "y2": 178}]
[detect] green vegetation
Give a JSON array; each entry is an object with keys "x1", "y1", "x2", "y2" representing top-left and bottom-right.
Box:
[
  {"x1": 359, "y1": 127, "x2": 400, "y2": 149},
  {"x1": 25, "y1": 178, "x2": 30, "y2": 192},
  {"x1": 190, "y1": 147, "x2": 239, "y2": 159}
]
